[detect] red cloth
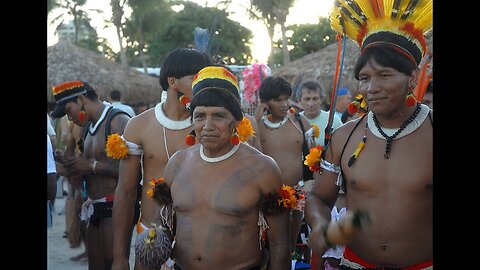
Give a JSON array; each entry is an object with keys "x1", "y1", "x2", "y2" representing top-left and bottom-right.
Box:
[{"x1": 343, "y1": 246, "x2": 433, "y2": 269}]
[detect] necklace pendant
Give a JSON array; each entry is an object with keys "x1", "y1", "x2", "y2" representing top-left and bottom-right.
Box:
[{"x1": 384, "y1": 152, "x2": 390, "y2": 159}]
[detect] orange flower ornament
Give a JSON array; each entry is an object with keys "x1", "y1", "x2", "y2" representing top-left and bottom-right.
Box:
[
  {"x1": 304, "y1": 145, "x2": 323, "y2": 172},
  {"x1": 236, "y1": 117, "x2": 256, "y2": 142},
  {"x1": 106, "y1": 133, "x2": 128, "y2": 159},
  {"x1": 278, "y1": 185, "x2": 305, "y2": 210}
]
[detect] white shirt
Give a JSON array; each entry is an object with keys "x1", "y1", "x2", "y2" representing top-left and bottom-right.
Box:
[
  {"x1": 300, "y1": 110, "x2": 343, "y2": 147},
  {"x1": 47, "y1": 114, "x2": 56, "y2": 136},
  {"x1": 111, "y1": 102, "x2": 136, "y2": 118},
  {"x1": 47, "y1": 134, "x2": 56, "y2": 174}
]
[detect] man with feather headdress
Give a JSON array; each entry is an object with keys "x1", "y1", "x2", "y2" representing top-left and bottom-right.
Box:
[{"x1": 305, "y1": 0, "x2": 433, "y2": 269}]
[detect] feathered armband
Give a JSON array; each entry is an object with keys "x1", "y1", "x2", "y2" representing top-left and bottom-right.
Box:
[
  {"x1": 260, "y1": 185, "x2": 304, "y2": 215},
  {"x1": 147, "y1": 177, "x2": 172, "y2": 206}
]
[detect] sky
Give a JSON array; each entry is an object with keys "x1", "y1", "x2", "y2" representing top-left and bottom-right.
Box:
[{"x1": 47, "y1": 0, "x2": 334, "y2": 64}]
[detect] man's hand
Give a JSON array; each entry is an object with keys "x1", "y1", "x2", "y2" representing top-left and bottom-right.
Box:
[
  {"x1": 64, "y1": 157, "x2": 94, "y2": 175},
  {"x1": 255, "y1": 102, "x2": 269, "y2": 122}
]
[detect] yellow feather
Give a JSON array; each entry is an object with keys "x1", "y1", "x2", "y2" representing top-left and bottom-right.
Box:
[{"x1": 330, "y1": 0, "x2": 432, "y2": 47}]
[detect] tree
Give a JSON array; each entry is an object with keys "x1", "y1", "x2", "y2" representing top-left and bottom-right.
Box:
[
  {"x1": 124, "y1": 0, "x2": 172, "y2": 70},
  {"x1": 110, "y1": 0, "x2": 128, "y2": 67},
  {"x1": 131, "y1": 1, "x2": 253, "y2": 66},
  {"x1": 48, "y1": 0, "x2": 60, "y2": 15},
  {"x1": 249, "y1": 0, "x2": 294, "y2": 65},
  {"x1": 273, "y1": 17, "x2": 337, "y2": 64},
  {"x1": 49, "y1": 0, "x2": 102, "y2": 45}
]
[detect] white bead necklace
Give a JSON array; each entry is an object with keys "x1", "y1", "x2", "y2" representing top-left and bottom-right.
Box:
[
  {"x1": 200, "y1": 143, "x2": 240, "y2": 163},
  {"x1": 154, "y1": 102, "x2": 192, "y2": 130},
  {"x1": 262, "y1": 115, "x2": 288, "y2": 130}
]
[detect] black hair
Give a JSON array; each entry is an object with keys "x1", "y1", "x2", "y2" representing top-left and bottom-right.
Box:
[
  {"x1": 159, "y1": 48, "x2": 213, "y2": 91},
  {"x1": 190, "y1": 88, "x2": 243, "y2": 121},
  {"x1": 296, "y1": 80, "x2": 324, "y2": 100},
  {"x1": 426, "y1": 80, "x2": 433, "y2": 93},
  {"x1": 341, "y1": 109, "x2": 352, "y2": 123},
  {"x1": 354, "y1": 45, "x2": 417, "y2": 80},
  {"x1": 258, "y1": 76, "x2": 292, "y2": 102},
  {"x1": 110, "y1": 89, "x2": 121, "y2": 101}
]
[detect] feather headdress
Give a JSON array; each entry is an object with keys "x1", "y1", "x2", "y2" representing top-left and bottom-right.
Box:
[{"x1": 330, "y1": 0, "x2": 433, "y2": 66}]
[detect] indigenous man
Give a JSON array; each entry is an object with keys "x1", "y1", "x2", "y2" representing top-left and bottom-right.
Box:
[
  {"x1": 146, "y1": 66, "x2": 291, "y2": 269},
  {"x1": 305, "y1": 0, "x2": 433, "y2": 269},
  {"x1": 50, "y1": 81, "x2": 130, "y2": 270},
  {"x1": 112, "y1": 48, "x2": 212, "y2": 270},
  {"x1": 255, "y1": 76, "x2": 312, "y2": 257}
]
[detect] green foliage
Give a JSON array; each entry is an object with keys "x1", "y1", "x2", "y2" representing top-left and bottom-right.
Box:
[
  {"x1": 273, "y1": 17, "x2": 336, "y2": 65},
  {"x1": 126, "y1": 1, "x2": 253, "y2": 66}
]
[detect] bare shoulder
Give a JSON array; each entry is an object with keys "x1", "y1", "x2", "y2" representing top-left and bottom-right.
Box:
[
  {"x1": 239, "y1": 144, "x2": 282, "y2": 189},
  {"x1": 109, "y1": 111, "x2": 131, "y2": 134},
  {"x1": 163, "y1": 145, "x2": 198, "y2": 184},
  {"x1": 328, "y1": 116, "x2": 364, "y2": 156},
  {"x1": 122, "y1": 107, "x2": 156, "y2": 141}
]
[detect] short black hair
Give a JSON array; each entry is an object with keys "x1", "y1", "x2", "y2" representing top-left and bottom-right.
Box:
[
  {"x1": 190, "y1": 88, "x2": 243, "y2": 121},
  {"x1": 354, "y1": 45, "x2": 417, "y2": 80},
  {"x1": 110, "y1": 89, "x2": 121, "y2": 101},
  {"x1": 259, "y1": 76, "x2": 292, "y2": 102},
  {"x1": 426, "y1": 80, "x2": 433, "y2": 93},
  {"x1": 159, "y1": 48, "x2": 213, "y2": 91}
]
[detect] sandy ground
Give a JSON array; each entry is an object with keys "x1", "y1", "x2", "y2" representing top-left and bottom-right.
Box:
[{"x1": 47, "y1": 196, "x2": 136, "y2": 270}]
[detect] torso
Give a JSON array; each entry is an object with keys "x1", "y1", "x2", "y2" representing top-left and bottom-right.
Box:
[
  {"x1": 259, "y1": 115, "x2": 304, "y2": 186},
  {"x1": 335, "y1": 114, "x2": 432, "y2": 266},
  {"x1": 83, "y1": 117, "x2": 119, "y2": 200},
  {"x1": 129, "y1": 106, "x2": 193, "y2": 226},
  {"x1": 170, "y1": 144, "x2": 270, "y2": 269}
]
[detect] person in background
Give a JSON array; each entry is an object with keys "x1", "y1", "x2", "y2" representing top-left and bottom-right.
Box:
[
  {"x1": 305, "y1": 0, "x2": 432, "y2": 268},
  {"x1": 297, "y1": 80, "x2": 343, "y2": 147},
  {"x1": 255, "y1": 76, "x2": 312, "y2": 264},
  {"x1": 51, "y1": 81, "x2": 130, "y2": 270},
  {"x1": 135, "y1": 101, "x2": 149, "y2": 115},
  {"x1": 333, "y1": 87, "x2": 352, "y2": 123},
  {"x1": 47, "y1": 134, "x2": 57, "y2": 229},
  {"x1": 110, "y1": 89, "x2": 136, "y2": 117},
  {"x1": 47, "y1": 113, "x2": 57, "y2": 148}
]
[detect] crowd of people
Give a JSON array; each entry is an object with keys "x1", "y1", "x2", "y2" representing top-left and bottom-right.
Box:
[{"x1": 47, "y1": 0, "x2": 433, "y2": 269}]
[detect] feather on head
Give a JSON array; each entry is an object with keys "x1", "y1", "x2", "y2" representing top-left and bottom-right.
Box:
[{"x1": 330, "y1": 0, "x2": 432, "y2": 66}]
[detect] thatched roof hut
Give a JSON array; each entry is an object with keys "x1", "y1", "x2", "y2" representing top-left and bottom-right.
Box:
[
  {"x1": 47, "y1": 40, "x2": 162, "y2": 106},
  {"x1": 272, "y1": 35, "x2": 433, "y2": 102}
]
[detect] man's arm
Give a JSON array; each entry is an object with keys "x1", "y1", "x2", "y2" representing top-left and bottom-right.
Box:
[
  {"x1": 111, "y1": 116, "x2": 141, "y2": 270},
  {"x1": 112, "y1": 155, "x2": 142, "y2": 270},
  {"x1": 304, "y1": 133, "x2": 343, "y2": 256},
  {"x1": 257, "y1": 157, "x2": 290, "y2": 270},
  {"x1": 265, "y1": 210, "x2": 290, "y2": 270}
]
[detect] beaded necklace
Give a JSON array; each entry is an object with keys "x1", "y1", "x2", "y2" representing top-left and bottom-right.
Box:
[
  {"x1": 262, "y1": 114, "x2": 289, "y2": 130},
  {"x1": 200, "y1": 143, "x2": 240, "y2": 163},
  {"x1": 372, "y1": 103, "x2": 421, "y2": 159}
]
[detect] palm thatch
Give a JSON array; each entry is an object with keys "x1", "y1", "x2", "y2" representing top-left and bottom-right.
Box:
[
  {"x1": 272, "y1": 35, "x2": 433, "y2": 102},
  {"x1": 47, "y1": 40, "x2": 162, "y2": 106}
]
